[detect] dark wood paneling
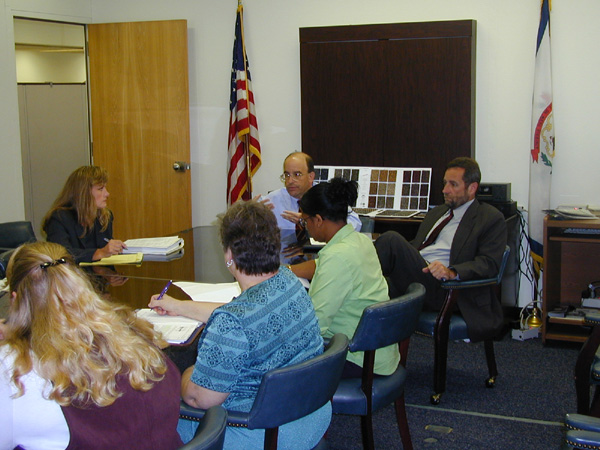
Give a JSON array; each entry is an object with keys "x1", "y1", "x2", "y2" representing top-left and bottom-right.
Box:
[
  {"x1": 300, "y1": 20, "x2": 476, "y2": 206},
  {"x1": 300, "y1": 20, "x2": 476, "y2": 42}
]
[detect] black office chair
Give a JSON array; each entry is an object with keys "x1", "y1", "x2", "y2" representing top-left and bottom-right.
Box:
[
  {"x1": 331, "y1": 282, "x2": 426, "y2": 450},
  {"x1": 0, "y1": 221, "x2": 36, "y2": 252},
  {"x1": 575, "y1": 312, "x2": 600, "y2": 417},
  {"x1": 416, "y1": 245, "x2": 510, "y2": 405},
  {"x1": 0, "y1": 221, "x2": 36, "y2": 278},
  {"x1": 180, "y1": 333, "x2": 350, "y2": 450},
  {"x1": 178, "y1": 405, "x2": 228, "y2": 450}
]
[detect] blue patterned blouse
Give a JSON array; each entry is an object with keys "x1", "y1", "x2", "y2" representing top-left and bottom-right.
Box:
[{"x1": 190, "y1": 266, "x2": 323, "y2": 413}]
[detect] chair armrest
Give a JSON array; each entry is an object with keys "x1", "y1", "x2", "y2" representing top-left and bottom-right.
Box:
[
  {"x1": 566, "y1": 413, "x2": 600, "y2": 432},
  {"x1": 178, "y1": 405, "x2": 227, "y2": 450},
  {"x1": 179, "y1": 400, "x2": 250, "y2": 428},
  {"x1": 180, "y1": 400, "x2": 207, "y2": 422},
  {"x1": 441, "y1": 245, "x2": 510, "y2": 291},
  {"x1": 440, "y1": 278, "x2": 498, "y2": 290},
  {"x1": 585, "y1": 313, "x2": 600, "y2": 326},
  {"x1": 565, "y1": 430, "x2": 600, "y2": 449}
]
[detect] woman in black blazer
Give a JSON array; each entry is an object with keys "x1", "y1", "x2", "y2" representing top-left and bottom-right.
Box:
[{"x1": 42, "y1": 166, "x2": 126, "y2": 263}]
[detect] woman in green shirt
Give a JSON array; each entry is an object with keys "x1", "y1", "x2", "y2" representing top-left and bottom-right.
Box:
[{"x1": 298, "y1": 178, "x2": 400, "y2": 376}]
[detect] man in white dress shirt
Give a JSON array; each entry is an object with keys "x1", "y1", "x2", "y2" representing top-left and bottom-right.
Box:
[{"x1": 263, "y1": 151, "x2": 361, "y2": 231}]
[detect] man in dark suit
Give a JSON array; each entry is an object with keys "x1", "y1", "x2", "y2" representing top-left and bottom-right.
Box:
[{"x1": 375, "y1": 157, "x2": 507, "y2": 341}]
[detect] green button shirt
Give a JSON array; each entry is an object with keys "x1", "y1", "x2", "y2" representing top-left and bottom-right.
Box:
[{"x1": 309, "y1": 224, "x2": 400, "y2": 375}]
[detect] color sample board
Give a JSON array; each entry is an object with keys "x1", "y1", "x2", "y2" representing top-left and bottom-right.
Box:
[{"x1": 314, "y1": 166, "x2": 432, "y2": 211}]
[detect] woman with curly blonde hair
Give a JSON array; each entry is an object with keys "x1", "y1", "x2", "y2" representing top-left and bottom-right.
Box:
[
  {"x1": 42, "y1": 165, "x2": 126, "y2": 263},
  {"x1": 0, "y1": 241, "x2": 183, "y2": 450}
]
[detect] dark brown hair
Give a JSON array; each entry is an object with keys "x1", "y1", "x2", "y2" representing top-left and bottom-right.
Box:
[
  {"x1": 219, "y1": 201, "x2": 281, "y2": 275},
  {"x1": 446, "y1": 157, "x2": 481, "y2": 186}
]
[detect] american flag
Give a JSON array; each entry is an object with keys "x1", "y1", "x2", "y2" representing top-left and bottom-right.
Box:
[{"x1": 227, "y1": 4, "x2": 261, "y2": 205}]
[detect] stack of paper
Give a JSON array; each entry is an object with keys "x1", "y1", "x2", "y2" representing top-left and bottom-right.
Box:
[
  {"x1": 123, "y1": 236, "x2": 184, "y2": 255},
  {"x1": 552, "y1": 206, "x2": 597, "y2": 220},
  {"x1": 174, "y1": 281, "x2": 241, "y2": 303},
  {"x1": 142, "y1": 248, "x2": 185, "y2": 262},
  {"x1": 136, "y1": 308, "x2": 202, "y2": 345}
]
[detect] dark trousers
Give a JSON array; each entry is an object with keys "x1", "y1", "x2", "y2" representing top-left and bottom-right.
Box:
[{"x1": 375, "y1": 231, "x2": 444, "y2": 310}]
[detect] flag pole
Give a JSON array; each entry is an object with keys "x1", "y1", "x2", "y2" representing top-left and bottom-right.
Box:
[{"x1": 238, "y1": 0, "x2": 252, "y2": 198}]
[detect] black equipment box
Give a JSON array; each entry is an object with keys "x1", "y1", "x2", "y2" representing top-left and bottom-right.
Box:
[
  {"x1": 477, "y1": 183, "x2": 511, "y2": 203},
  {"x1": 479, "y1": 200, "x2": 518, "y2": 218}
]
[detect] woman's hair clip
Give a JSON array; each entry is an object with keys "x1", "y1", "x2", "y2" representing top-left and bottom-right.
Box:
[{"x1": 40, "y1": 258, "x2": 67, "y2": 270}]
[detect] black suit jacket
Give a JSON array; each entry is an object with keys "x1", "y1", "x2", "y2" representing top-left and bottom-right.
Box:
[
  {"x1": 44, "y1": 209, "x2": 113, "y2": 263},
  {"x1": 412, "y1": 200, "x2": 507, "y2": 341}
]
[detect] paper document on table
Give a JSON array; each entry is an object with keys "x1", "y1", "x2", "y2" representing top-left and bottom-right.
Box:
[
  {"x1": 546, "y1": 206, "x2": 598, "y2": 220},
  {"x1": 136, "y1": 309, "x2": 202, "y2": 344},
  {"x1": 174, "y1": 281, "x2": 241, "y2": 303},
  {"x1": 80, "y1": 253, "x2": 143, "y2": 266},
  {"x1": 123, "y1": 236, "x2": 184, "y2": 255}
]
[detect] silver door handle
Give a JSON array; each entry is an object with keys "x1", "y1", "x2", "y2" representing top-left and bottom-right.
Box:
[{"x1": 173, "y1": 161, "x2": 190, "y2": 172}]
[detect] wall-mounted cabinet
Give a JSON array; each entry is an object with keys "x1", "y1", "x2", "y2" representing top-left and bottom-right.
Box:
[{"x1": 300, "y1": 20, "x2": 476, "y2": 206}]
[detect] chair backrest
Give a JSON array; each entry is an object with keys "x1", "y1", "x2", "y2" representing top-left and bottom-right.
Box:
[
  {"x1": 0, "y1": 221, "x2": 36, "y2": 250},
  {"x1": 496, "y1": 245, "x2": 511, "y2": 283},
  {"x1": 246, "y1": 333, "x2": 349, "y2": 430},
  {"x1": 349, "y1": 282, "x2": 426, "y2": 353},
  {"x1": 359, "y1": 215, "x2": 375, "y2": 233},
  {"x1": 178, "y1": 405, "x2": 227, "y2": 450}
]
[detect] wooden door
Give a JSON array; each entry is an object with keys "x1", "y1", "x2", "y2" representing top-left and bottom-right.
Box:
[{"x1": 87, "y1": 20, "x2": 192, "y2": 240}]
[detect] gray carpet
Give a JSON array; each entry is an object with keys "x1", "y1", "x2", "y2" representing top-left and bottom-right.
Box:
[{"x1": 326, "y1": 332, "x2": 579, "y2": 449}]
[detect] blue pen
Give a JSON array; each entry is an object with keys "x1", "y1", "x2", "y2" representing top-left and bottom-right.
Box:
[
  {"x1": 104, "y1": 238, "x2": 110, "y2": 243},
  {"x1": 157, "y1": 280, "x2": 173, "y2": 300}
]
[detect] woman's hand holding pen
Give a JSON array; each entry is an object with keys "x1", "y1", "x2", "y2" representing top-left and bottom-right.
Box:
[
  {"x1": 103, "y1": 237, "x2": 127, "y2": 255},
  {"x1": 92, "y1": 238, "x2": 127, "y2": 261},
  {"x1": 148, "y1": 293, "x2": 180, "y2": 316}
]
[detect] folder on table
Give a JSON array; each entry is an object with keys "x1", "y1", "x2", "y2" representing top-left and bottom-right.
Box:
[{"x1": 80, "y1": 252, "x2": 143, "y2": 266}]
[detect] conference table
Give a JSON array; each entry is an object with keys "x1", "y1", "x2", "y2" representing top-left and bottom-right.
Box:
[
  {"x1": 90, "y1": 226, "x2": 303, "y2": 311},
  {"x1": 85, "y1": 225, "x2": 305, "y2": 369}
]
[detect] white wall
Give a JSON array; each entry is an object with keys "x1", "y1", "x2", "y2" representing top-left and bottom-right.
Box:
[{"x1": 1, "y1": 0, "x2": 599, "y2": 229}]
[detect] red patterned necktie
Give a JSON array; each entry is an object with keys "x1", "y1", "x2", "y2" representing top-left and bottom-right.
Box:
[{"x1": 418, "y1": 209, "x2": 454, "y2": 250}]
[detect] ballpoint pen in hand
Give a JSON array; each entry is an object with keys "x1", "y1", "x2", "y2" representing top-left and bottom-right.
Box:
[{"x1": 157, "y1": 280, "x2": 173, "y2": 300}]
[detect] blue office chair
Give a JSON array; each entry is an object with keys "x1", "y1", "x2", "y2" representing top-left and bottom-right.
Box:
[
  {"x1": 416, "y1": 245, "x2": 510, "y2": 405},
  {"x1": 575, "y1": 312, "x2": 600, "y2": 417},
  {"x1": 331, "y1": 282, "x2": 426, "y2": 450},
  {"x1": 178, "y1": 405, "x2": 227, "y2": 450},
  {"x1": 180, "y1": 333, "x2": 350, "y2": 450},
  {"x1": 564, "y1": 413, "x2": 600, "y2": 449}
]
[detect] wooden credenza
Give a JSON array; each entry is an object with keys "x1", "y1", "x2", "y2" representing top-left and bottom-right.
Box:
[{"x1": 542, "y1": 216, "x2": 600, "y2": 343}]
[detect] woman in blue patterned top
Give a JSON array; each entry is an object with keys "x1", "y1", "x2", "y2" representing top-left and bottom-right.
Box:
[{"x1": 149, "y1": 201, "x2": 329, "y2": 450}]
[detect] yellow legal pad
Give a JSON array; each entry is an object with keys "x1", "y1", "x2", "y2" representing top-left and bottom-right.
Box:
[{"x1": 79, "y1": 252, "x2": 143, "y2": 266}]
